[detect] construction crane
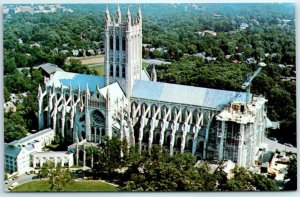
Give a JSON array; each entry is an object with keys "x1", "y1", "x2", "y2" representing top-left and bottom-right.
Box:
[{"x1": 242, "y1": 62, "x2": 266, "y2": 104}]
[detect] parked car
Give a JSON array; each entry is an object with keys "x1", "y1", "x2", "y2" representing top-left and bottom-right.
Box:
[
  {"x1": 8, "y1": 182, "x2": 19, "y2": 190},
  {"x1": 284, "y1": 143, "x2": 293, "y2": 147},
  {"x1": 269, "y1": 137, "x2": 278, "y2": 141}
]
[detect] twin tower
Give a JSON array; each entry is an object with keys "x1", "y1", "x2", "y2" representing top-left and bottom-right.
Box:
[{"x1": 104, "y1": 5, "x2": 143, "y2": 98}]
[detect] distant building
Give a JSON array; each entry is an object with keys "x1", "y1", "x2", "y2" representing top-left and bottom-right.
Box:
[
  {"x1": 246, "y1": 57, "x2": 257, "y2": 64},
  {"x1": 72, "y1": 49, "x2": 79, "y2": 57},
  {"x1": 239, "y1": 23, "x2": 249, "y2": 30},
  {"x1": 87, "y1": 49, "x2": 95, "y2": 56},
  {"x1": 30, "y1": 42, "x2": 41, "y2": 48},
  {"x1": 198, "y1": 30, "x2": 217, "y2": 36},
  {"x1": 36, "y1": 63, "x2": 64, "y2": 77},
  {"x1": 60, "y1": 50, "x2": 69, "y2": 55},
  {"x1": 4, "y1": 101, "x2": 16, "y2": 113}
]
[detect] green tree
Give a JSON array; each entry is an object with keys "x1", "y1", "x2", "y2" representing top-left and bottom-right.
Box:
[
  {"x1": 4, "y1": 112, "x2": 27, "y2": 143},
  {"x1": 48, "y1": 162, "x2": 74, "y2": 191},
  {"x1": 284, "y1": 155, "x2": 297, "y2": 190}
]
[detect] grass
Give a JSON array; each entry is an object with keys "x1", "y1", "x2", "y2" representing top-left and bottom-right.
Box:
[
  {"x1": 12, "y1": 180, "x2": 117, "y2": 192},
  {"x1": 88, "y1": 64, "x2": 104, "y2": 75},
  {"x1": 142, "y1": 61, "x2": 150, "y2": 69}
]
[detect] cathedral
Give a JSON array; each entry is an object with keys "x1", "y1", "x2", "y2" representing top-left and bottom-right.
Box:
[{"x1": 37, "y1": 5, "x2": 270, "y2": 167}]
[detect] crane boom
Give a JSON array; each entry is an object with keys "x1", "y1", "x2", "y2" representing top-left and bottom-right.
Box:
[
  {"x1": 242, "y1": 67, "x2": 262, "y2": 90},
  {"x1": 241, "y1": 62, "x2": 266, "y2": 103}
]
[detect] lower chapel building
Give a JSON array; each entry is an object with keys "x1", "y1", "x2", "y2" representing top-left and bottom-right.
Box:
[{"x1": 34, "y1": 6, "x2": 274, "y2": 168}]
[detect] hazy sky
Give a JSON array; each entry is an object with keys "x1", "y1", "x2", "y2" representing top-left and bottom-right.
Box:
[{"x1": 1, "y1": 0, "x2": 297, "y2": 4}]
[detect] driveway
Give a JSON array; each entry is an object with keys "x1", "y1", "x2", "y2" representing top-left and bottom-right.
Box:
[
  {"x1": 4, "y1": 173, "x2": 35, "y2": 192},
  {"x1": 265, "y1": 138, "x2": 297, "y2": 153}
]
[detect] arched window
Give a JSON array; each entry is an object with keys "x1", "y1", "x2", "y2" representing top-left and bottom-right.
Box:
[
  {"x1": 116, "y1": 36, "x2": 119, "y2": 51},
  {"x1": 110, "y1": 36, "x2": 113, "y2": 50},
  {"x1": 122, "y1": 37, "x2": 126, "y2": 51},
  {"x1": 166, "y1": 135, "x2": 171, "y2": 145},
  {"x1": 116, "y1": 65, "x2": 120, "y2": 77},
  {"x1": 177, "y1": 137, "x2": 182, "y2": 148},
  {"x1": 110, "y1": 64, "x2": 114, "y2": 77},
  {"x1": 155, "y1": 133, "x2": 160, "y2": 144},
  {"x1": 188, "y1": 139, "x2": 193, "y2": 149},
  {"x1": 122, "y1": 65, "x2": 126, "y2": 78}
]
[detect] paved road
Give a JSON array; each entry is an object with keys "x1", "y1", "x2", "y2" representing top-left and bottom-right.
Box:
[
  {"x1": 265, "y1": 138, "x2": 297, "y2": 153},
  {"x1": 4, "y1": 173, "x2": 35, "y2": 192}
]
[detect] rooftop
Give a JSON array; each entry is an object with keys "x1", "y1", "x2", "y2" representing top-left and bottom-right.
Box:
[
  {"x1": 10, "y1": 128, "x2": 54, "y2": 146},
  {"x1": 132, "y1": 80, "x2": 250, "y2": 109},
  {"x1": 4, "y1": 143, "x2": 22, "y2": 157},
  {"x1": 47, "y1": 71, "x2": 105, "y2": 92}
]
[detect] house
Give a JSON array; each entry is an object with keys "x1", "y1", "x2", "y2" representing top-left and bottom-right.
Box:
[
  {"x1": 4, "y1": 101, "x2": 16, "y2": 113},
  {"x1": 30, "y1": 42, "x2": 40, "y2": 48},
  {"x1": 239, "y1": 23, "x2": 249, "y2": 30},
  {"x1": 60, "y1": 50, "x2": 69, "y2": 55},
  {"x1": 18, "y1": 38, "x2": 23, "y2": 44},
  {"x1": 52, "y1": 47, "x2": 59, "y2": 53},
  {"x1": 87, "y1": 49, "x2": 95, "y2": 56},
  {"x1": 205, "y1": 56, "x2": 217, "y2": 62},
  {"x1": 198, "y1": 30, "x2": 217, "y2": 36},
  {"x1": 72, "y1": 49, "x2": 79, "y2": 57},
  {"x1": 36, "y1": 63, "x2": 64, "y2": 77},
  {"x1": 194, "y1": 53, "x2": 205, "y2": 59},
  {"x1": 225, "y1": 55, "x2": 231, "y2": 59},
  {"x1": 246, "y1": 57, "x2": 257, "y2": 64}
]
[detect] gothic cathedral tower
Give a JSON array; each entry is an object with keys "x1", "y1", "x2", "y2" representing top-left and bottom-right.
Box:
[{"x1": 104, "y1": 5, "x2": 142, "y2": 98}]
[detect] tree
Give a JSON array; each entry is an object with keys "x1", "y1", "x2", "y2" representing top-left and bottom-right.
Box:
[
  {"x1": 284, "y1": 155, "x2": 297, "y2": 190},
  {"x1": 4, "y1": 112, "x2": 27, "y2": 143},
  {"x1": 95, "y1": 137, "x2": 122, "y2": 175},
  {"x1": 37, "y1": 161, "x2": 74, "y2": 191},
  {"x1": 86, "y1": 145, "x2": 100, "y2": 169}
]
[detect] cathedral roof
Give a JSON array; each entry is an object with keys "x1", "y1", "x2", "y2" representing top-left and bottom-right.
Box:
[
  {"x1": 47, "y1": 71, "x2": 105, "y2": 91},
  {"x1": 132, "y1": 80, "x2": 250, "y2": 110}
]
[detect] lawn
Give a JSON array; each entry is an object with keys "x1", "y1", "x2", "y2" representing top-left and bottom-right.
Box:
[
  {"x1": 88, "y1": 64, "x2": 104, "y2": 75},
  {"x1": 12, "y1": 180, "x2": 118, "y2": 192}
]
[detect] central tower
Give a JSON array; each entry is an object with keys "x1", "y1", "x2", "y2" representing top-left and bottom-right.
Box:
[{"x1": 104, "y1": 5, "x2": 142, "y2": 98}]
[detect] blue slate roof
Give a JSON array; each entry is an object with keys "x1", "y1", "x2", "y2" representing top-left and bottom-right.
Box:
[
  {"x1": 48, "y1": 71, "x2": 105, "y2": 91},
  {"x1": 4, "y1": 143, "x2": 21, "y2": 157},
  {"x1": 132, "y1": 80, "x2": 250, "y2": 109}
]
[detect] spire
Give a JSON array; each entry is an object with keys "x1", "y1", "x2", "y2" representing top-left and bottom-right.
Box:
[
  {"x1": 151, "y1": 65, "x2": 157, "y2": 82},
  {"x1": 106, "y1": 87, "x2": 111, "y2": 107},
  {"x1": 137, "y1": 4, "x2": 142, "y2": 23},
  {"x1": 116, "y1": 4, "x2": 121, "y2": 24},
  {"x1": 105, "y1": 5, "x2": 111, "y2": 24},
  {"x1": 126, "y1": 5, "x2": 131, "y2": 25},
  {"x1": 86, "y1": 83, "x2": 90, "y2": 98}
]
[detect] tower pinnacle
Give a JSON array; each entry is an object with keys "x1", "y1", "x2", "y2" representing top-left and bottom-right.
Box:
[
  {"x1": 126, "y1": 6, "x2": 131, "y2": 25},
  {"x1": 116, "y1": 4, "x2": 121, "y2": 24},
  {"x1": 105, "y1": 5, "x2": 111, "y2": 24},
  {"x1": 137, "y1": 4, "x2": 142, "y2": 23}
]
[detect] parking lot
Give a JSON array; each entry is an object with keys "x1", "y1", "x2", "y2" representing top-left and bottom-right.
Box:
[
  {"x1": 265, "y1": 138, "x2": 297, "y2": 153},
  {"x1": 4, "y1": 173, "x2": 35, "y2": 192}
]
